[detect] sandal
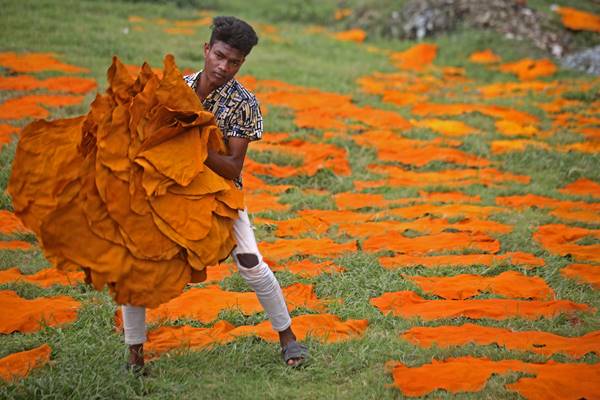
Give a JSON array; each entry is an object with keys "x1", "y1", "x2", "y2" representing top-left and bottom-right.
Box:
[{"x1": 281, "y1": 340, "x2": 309, "y2": 368}]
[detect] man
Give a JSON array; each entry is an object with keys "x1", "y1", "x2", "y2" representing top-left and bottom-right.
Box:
[{"x1": 121, "y1": 16, "x2": 308, "y2": 372}]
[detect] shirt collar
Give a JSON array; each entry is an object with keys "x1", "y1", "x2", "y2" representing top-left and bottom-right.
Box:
[{"x1": 194, "y1": 70, "x2": 235, "y2": 100}]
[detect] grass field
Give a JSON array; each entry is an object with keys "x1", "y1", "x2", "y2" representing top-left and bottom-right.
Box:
[{"x1": 0, "y1": 0, "x2": 599, "y2": 399}]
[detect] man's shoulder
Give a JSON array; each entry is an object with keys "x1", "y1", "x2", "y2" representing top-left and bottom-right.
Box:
[{"x1": 229, "y1": 78, "x2": 259, "y2": 105}]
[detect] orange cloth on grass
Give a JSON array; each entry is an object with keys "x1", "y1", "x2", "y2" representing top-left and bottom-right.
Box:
[
  {"x1": 0, "y1": 241, "x2": 32, "y2": 251},
  {"x1": 554, "y1": 6, "x2": 600, "y2": 33},
  {"x1": 204, "y1": 263, "x2": 236, "y2": 283},
  {"x1": 499, "y1": 59, "x2": 557, "y2": 80},
  {"x1": 0, "y1": 124, "x2": 19, "y2": 147},
  {"x1": 368, "y1": 164, "x2": 530, "y2": 187},
  {"x1": 7, "y1": 55, "x2": 244, "y2": 308},
  {"x1": 333, "y1": 29, "x2": 367, "y2": 43},
  {"x1": 260, "y1": 238, "x2": 356, "y2": 260},
  {"x1": 0, "y1": 210, "x2": 31, "y2": 235},
  {"x1": 363, "y1": 231, "x2": 500, "y2": 254},
  {"x1": 370, "y1": 290, "x2": 591, "y2": 320},
  {"x1": 412, "y1": 102, "x2": 538, "y2": 125},
  {"x1": 0, "y1": 94, "x2": 85, "y2": 120},
  {"x1": 0, "y1": 344, "x2": 52, "y2": 382},
  {"x1": 379, "y1": 252, "x2": 544, "y2": 269},
  {"x1": 406, "y1": 271, "x2": 554, "y2": 300},
  {"x1": 561, "y1": 263, "x2": 600, "y2": 289},
  {"x1": 144, "y1": 283, "x2": 328, "y2": 324},
  {"x1": 0, "y1": 75, "x2": 97, "y2": 94},
  {"x1": 402, "y1": 323, "x2": 600, "y2": 358},
  {"x1": 410, "y1": 118, "x2": 477, "y2": 137},
  {"x1": 243, "y1": 191, "x2": 290, "y2": 213},
  {"x1": 559, "y1": 178, "x2": 600, "y2": 199},
  {"x1": 469, "y1": 49, "x2": 501, "y2": 64},
  {"x1": 386, "y1": 356, "x2": 600, "y2": 399},
  {"x1": 0, "y1": 52, "x2": 89, "y2": 73},
  {"x1": 269, "y1": 259, "x2": 345, "y2": 278},
  {"x1": 0, "y1": 267, "x2": 84, "y2": 288},
  {"x1": 534, "y1": 224, "x2": 600, "y2": 263},
  {"x1": 0, "y1": 290, "x2": 80, "y2": 333},
  {"x1": 491, "y1": 139, "x2": 551, "y2": 155},
  {"x1": 144, "y1": 314, "x2": 368, "y2": 359},
  {"x1": 390, "y1": 43, "x2": 437, "y2": 71}
]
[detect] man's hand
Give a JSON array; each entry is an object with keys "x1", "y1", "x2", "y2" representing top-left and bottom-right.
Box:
[{"x1": 204, "y1": 136, "x2": 249, "y2": 180}]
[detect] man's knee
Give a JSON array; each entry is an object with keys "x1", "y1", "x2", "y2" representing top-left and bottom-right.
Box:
[{"x1": 236, "y1": 253, "x2": 259, "y2": 269}]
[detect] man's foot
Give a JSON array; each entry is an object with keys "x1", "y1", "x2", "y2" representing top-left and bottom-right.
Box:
[
  {"x1": 126, "y1": 344, "x2": 148, "y2": 376},
  {"x1": 279, "y1": 327, "x2": 308, "y2": 367}
]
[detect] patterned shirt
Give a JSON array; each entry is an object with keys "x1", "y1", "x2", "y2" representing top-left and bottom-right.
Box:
[{"x1": 184, "y1": 71, "x2": 262, "y2": 189}]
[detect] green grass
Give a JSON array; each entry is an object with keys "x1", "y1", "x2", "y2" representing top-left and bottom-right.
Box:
[{"x1": 1, "y1": 0, "x2": 600, "y2": 399}]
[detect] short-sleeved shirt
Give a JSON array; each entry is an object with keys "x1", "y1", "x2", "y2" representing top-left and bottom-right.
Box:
[{"x1": 184, "y1": 71, "x2": 262, "y2": 189}]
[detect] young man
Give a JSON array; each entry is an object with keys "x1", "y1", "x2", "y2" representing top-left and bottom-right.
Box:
[{"x1": 121, "y1": 16, "x2": 308, "y2": 372}]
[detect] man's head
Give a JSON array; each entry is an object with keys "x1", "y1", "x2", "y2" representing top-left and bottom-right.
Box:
[{"x1": 203, "y1": 16, "x2": 258, "y2": 88}]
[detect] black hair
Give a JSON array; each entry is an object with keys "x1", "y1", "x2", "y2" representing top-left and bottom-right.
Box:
[{"x1": 209, "y1": 16, "x2": 259, "y2": 56}]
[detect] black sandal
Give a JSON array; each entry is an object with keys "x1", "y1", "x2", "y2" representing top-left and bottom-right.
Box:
[{"x1": 281, "y1": 341, "x2": 309, "y2": 368}]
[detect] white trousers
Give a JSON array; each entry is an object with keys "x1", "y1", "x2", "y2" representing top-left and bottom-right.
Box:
[{"x1": 122, "y1": 209, "x2": 292, "y2": 345}]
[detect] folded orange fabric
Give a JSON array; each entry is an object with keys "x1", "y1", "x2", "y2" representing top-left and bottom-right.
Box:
[
  {"x1": 0, "y1": 267, "x2": 84, "y2": 288},
  {"x1": 386, "y1": 356, "x2": 600, "y2": 399},
  {"x1": 0, "y1": 52, "x2": 88, "y2": 73},
  {"x1": 379, "y1": 252, "x2": 544, "y2": 269},
  {"x1": 0, "y1": 344, "x2": 52, "y2": 382},
  {"x1": 402, "y1": 323, "x2": 600, "y2": 358},
  {"x1": 363, "y1": 231, "x2": 500, "y2": 255},
  {"x1": 7, "y1": 55, "x2": 244, "y2": 308},
  {"x1": 0, "y1": 210, "x2": 31, "y2": 235},
  {"x1": 370, "y1": 290, "x2": 591, "y2": 320},
  {"x1": 142, "y1": 283, "x2": 328, "y2": 324},
  {"x1": 561, "y1": 263, "x2": 600, "y2": 289},
  {"x1": 406, "y1": 271, "x2": 554, "y2": 300},
  {"x1": 0, "y1": 290, "x2": 80, "y2": 333},
  {"x1": 534, "y1": 224, "x2": 600, "y2": 263},
  {"x1": 145, "y1": 314, "x2": 368, "y2": 359}
]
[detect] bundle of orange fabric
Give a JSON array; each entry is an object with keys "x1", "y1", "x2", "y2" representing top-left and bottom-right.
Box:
[{"x1": 8, "y1": 55, "x2": 244, "y2": 308}]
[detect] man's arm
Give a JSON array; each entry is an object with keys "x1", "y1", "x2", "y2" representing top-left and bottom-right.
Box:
[{"x1": 204, "y1": 137, "x2": 249, "y2": 180}]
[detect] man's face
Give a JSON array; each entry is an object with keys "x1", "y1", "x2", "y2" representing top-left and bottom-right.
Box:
[{"x1": 203, "y1": 40, "x2": 245, "y2": 87}]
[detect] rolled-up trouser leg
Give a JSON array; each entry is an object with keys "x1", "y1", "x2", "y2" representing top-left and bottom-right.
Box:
[
  {"x1": 122, "y1": 304, "x2": 147, "y2": 345},
  {"x1": 232, "y1": 209, "x2": 292, "y2": 332}
]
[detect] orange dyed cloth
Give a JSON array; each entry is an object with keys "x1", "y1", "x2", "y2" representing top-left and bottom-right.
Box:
[
  {"x1": 0, "y1": 75, "x2": 96, "y2": 94},
  {"x1": 390, "y1": 43, "x2": 437, "y2": 71},
  {"x1": 406, "y1": 271, "x2": 554, "y2": 300},
  {"x1": 495, "y1": 120, "x2": 542, "y2": 137},
  {"x1": 260, "y1": 238, "x2": 356, "y2": 261},
  {"x1": 386, "y1": 356, "x2": 600, "y2": 399},
  {"x1": 380, "y1": 252, "x2": 544, "y2": 269},
  {"x1": 0, "y1": 344, "x2": 51, "y2": 382},
  {"x1": 363, "y1": 231, "x2": 500, "y2": 254},
  {"x1": 561, "y1": 263, "x2": 600, "y2": 289},
  {"x1": 8, "y1": 56, "x2": 244, "y2": 308},
  {"x1": 0, "y1": 52, "x2": 88, "y2": 73},
  {"x1": 412, "y1": 102, "x2": 538, "y2": 125},
  {"x1": 370, "y1": 291, "x2": 591, "y2": 320},
  {"x1": 0, "y1": 210, "x2": 31, "y2": 235},
  {"x1": 333, "y1": 29, "x2": 366, "y2": 43},
  {"x1": 250, "y1": 139, "x2": 351, "y2": 177},
  {"x1": 534, "y1": 224, "x2": 600, "y2": 263},
  {"x1": 469, "y1": 49, "x2": 501, "y2": 64},
  {"x1": 480, "y1": 81, "x2": 561, "y2": 98},
  {"x1": 244, "y1": 191, "x2": 289, "y2": 213},
  {"x1": 0, "y1": 290, "x2": 80, "y2": 333},
  {"x1": 0, "y1": 94, "x2": 85, "y2": 120},
  {"x1": 496, "y1": 194, "x2": 600, "y2": 212},
  {"x1": 499, "y1": 59, "x2": 557, "y2": 80},
  {"x1": 491, "y1": 139, "x2": 551, "y2": 155},
  {"x1": 270, "y1": 259, "x2": 345, "y2": 277},
  {"x1": 369, "y1": 164, "x2": 530, "y2": 187},
  {"x1": 410, "y1": 118, "x2": 477, "y2": 137},
  {"x1": 559, "y1": 178, "x2": 600, "y2": 199},
  {"x1": 402, "y1": 323, "x2": 600, "y2": 358},
  {"x1": 554, "y1": 6, "x2": 600, "y2": 33},
  {"x1": 145, "y1": 283, "x2": 328, "y2": 324},
  {"x1": 388, "y1": 203, "x2": 503, "y2": 219},
  {"x1": 0, "y1": 267, "x2": 84, "y2": 288},
  {"x1": 0, "y1": 240, "x2": 32, "y2": 251},
  {"x1": 204, "y1": 263, "x2": 236, "y2": 283},
  {"x1": 0, "y1": 124, "x2": 19, "y2": 146},
  {"x1": 145, "y1": 314, "x2": 368, "y2": 359}
]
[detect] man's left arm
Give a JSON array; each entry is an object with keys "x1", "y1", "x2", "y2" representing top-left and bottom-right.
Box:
[{"x1": 204, "y1": 137, "x2": 249, "y2": 180}]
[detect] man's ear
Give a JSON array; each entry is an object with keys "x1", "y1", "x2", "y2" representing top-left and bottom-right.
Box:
[{"x1": 203, "y1": 42, "x2": 210, "y2": 57}]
